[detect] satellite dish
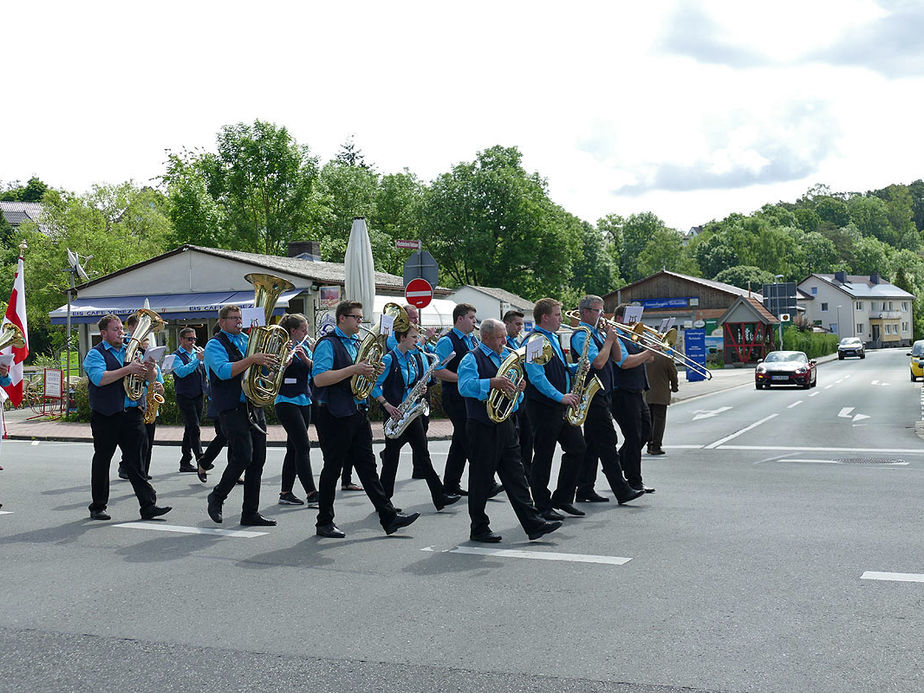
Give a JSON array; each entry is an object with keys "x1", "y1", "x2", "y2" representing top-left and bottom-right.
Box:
[{"x1": 66, "y1": 248, "x2": 91, "y2": 283}]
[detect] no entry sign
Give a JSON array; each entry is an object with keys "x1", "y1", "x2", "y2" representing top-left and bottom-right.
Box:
[{"x1": 405, "y1": 278, "x2": 433, "y2": 309}]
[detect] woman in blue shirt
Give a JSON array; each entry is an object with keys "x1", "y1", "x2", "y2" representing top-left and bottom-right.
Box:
[{"x1": 273, "y1": 314, "x2": 318, "y2": 506}]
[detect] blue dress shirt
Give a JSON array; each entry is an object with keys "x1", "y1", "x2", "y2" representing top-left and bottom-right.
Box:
[
  {"x1": 274, "y1": 348, "x2": 313, "y2": 407},
  {"x1": 571, "y1": 322, "x2": 628, "y2": 368},
  {"x1": 434, "y1": 328, "x2": 478, "y2": 372},
  {"x1": 84, "y1": 340, "x2": 147, "y2": 409},
  {"x1": 371, "y1": 348, "x2": 420, "y2": 401},
  {"x1": 204, "y1": 330, "x2": 249, "y2": 403},
  {"x1": 311, "y1": 327, "x2": 365, "y2": 405},
  {"x1": 457, "y1": 342, "x2": 523, "y2": 411},
  {"x1": 172, "y1": 346, "x2": 203, "y2": 379},
  {"x1": 523, "y1": 326, "x2": 577, "y2": 403}
]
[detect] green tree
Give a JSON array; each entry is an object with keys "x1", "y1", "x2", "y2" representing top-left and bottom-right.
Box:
[
  {"x1": 815, "y1": 196, "x2": 850, "y2": 227},
  {"x1": 162, "y1": 149, "x2": 225, "y2": 248},
  {"x1": 847, "y1": 195, "x2": 891, "y2": 241},
  {"x1": 316, "y1": 159, "x2": 379, "y2": 260},
  {"x1": 637, "y1": 226, "x2": 697, "y2": 277},
  {"x1": 417, "y1": 145, "x2": 580, "y2": 298},
  {"x1": 0, "y1": 176, "x2": 49, "y2": 202},
  {"x1": 713, "y1": 265, "x2": 777, "y2": 291},
  {"x1": 570, "y1": 221, "x2": 621, "y2": 298}
]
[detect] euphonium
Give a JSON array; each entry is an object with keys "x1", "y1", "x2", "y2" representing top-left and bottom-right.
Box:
[
  {"x1": 124, "y1": 309, "x2": 165, "y2": 401},
  {"x1": 565, "y1": 325, "x2": 603, "y2": 427},
  {"x1": 351, "y1": 302, "x2": 411, "y2": 399},
  {"x1": 241, "y1": 273, "x2": 296, "y2": 407},
  {"x1": 486, "y1": 333, "x2": 555, "y2": 423}
]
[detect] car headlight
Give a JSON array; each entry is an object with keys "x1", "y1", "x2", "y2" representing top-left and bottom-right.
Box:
[
  {"x1": 795, "y1": 367, "x2": 806, "y2": 374},
  {"x1": 756, "y1": 366, "x2": 766, "y2": 374}
]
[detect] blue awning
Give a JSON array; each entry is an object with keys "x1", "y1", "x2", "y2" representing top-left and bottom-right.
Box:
[{"x1": 49, "y1": 290, "x2": 304, "y2": 325}]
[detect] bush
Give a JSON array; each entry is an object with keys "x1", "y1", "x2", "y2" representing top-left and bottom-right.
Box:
[{"x1": 781, "y1": 326, "x2": 838, "y2": 358}]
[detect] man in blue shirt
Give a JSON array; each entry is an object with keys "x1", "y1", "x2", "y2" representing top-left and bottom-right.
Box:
[
  {"x1": 503, "y1": 309, "x2": 532, "y2": 474},
  {"x1": 203, "y1": 304, "x2": 278, "y2": 527},
  {"x1": 172, "y1": 326, "x2": 208, "y2": 474},
  {"x1": 83, "y1": 313, "x2": 170, "y2": 521},
  {"x1": 570, "y1": 295, "x2": 645, "y2": 506},
  {"x1": 372, "y1": 323, "x2": 460, "y2": 511},
  {"x1": 458, "y1": 318, "x2": 561, "y2": 543},
  {"x1": 523, "y1": 298, "x2": 586, "y2": 521},
  {"x1": 311, "y1": 300, "x2": 419, "y2": 539}
]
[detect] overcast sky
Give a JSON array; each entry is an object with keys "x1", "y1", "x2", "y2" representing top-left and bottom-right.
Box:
[{"x1": 4, "y1": 0, "x2": 922, "y2": 231}]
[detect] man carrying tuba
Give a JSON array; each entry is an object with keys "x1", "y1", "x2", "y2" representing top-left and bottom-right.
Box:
[
  {"x1": 457, "y1": 318, "x2": 562, "y2": 543},
  {"x1": 203, "y1": 304, "x2": 279, "y2": 527}
]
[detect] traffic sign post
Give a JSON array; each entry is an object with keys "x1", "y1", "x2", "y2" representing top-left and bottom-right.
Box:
[
  {"x1": 405, "y1": 278, "x2": 433, "y2": 309},
  {"x1": 403, "y1": 250, "x2": 438, "y2": 289},
  {"x1": 395, "y1": 239, "x2": 422, "y2": 250}
]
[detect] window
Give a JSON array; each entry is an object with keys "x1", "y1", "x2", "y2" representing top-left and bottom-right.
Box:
[
  {"x1": 903, "y1": 322, "x2": 909, "y2": 333},
  {"x1": 888, "y1": 301, "x2": 894, "y2": 310},
  {"x1": 821, "y1": 302, "x2": 828, "y2": 311},
  {"x1": 870, "y1": 302, "x2": 877, "y2": 311},
  {"x1": 855, "y1": 301, "x2": 863, "y2": 310},
  {"x1": 903, "y1": 302, "x2": 909, "y2": 311},
  {"x1": 811, "y1": 287, "x2": 818, "y2": 295},
  {"x1": 885, "y1": 324, "x2": 891, "y2": 334},
  {"x1": 857, "y1": 323, "x2": 864, "y2": 334}
]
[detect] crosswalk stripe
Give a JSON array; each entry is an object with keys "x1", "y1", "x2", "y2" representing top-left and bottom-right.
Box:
[
  {"x1": 113, "y1": 522, "x2": 268, "y2": 537},
  {"x1": 422, "y1": 546, "x2": 631, "y2": 565}
]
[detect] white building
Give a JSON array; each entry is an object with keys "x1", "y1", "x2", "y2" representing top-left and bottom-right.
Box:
[
  {"x1": 447, "y1": 285, "x2": 535, "y2": 323},
  {"x1": 798, "y1": 272, "x2": 914, "y2": 347}
]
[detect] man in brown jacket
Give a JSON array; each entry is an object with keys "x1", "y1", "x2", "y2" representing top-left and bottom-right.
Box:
[{"x1": 644, "y1": 352, "x2": 678, "y2": 455}]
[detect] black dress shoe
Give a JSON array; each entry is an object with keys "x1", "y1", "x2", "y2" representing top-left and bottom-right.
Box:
[
  {"x1": 632, "y1": 485, "x2": 655, "y2": 493},
  {"x1": 528, "y1": 520, "x2": 562, "y2": 541},
  {"x1": 140, "y1": 506, "x2": 172, "y2": 520},
  {"x1": 304, "y1": 491, "x2": 319, "y2": 504},
  {"x1": 488, "y1": 482, "x2": 504, "y2": 498},
  {"x1": 649, "y1": 448, "x2": 666, "y2": 456},
  {"x1": 576, "y1": 492, "x2": 609, "y2": 503},
  {"x1": 89, "y1": 509, "x2": 111, "y2": 521},
  {"x1": 616, "y1": 487, "x2": 646, "y2": 505},
  {"x1": 197, "y1": 467, "x2": 208, "y2": 483},
  {"x1": 553, "y1": 503, "x2": 586, "y2": 517},
  {"x1": 434, "y1": 493, "x2": 462, "y2": 511},
  {"x1": 470, "y1": 530, "x2": 502, "y2": 543},
  {"x1": 445, "y1": 487, "x2": 468, "y2": 497},
  {"x1": 207, "y1": 492, "x2": 223, "y2": 524},
  {"x1": 540, "y1": 508, "x2": 564, "y2": 521},
  {"x1": 178, "y1": 463, "x2": 197, "y2": 473},
  {"x1": 117, "y1": 468, "x2": 128, "y2": 480},
  {"x1": 316, "y1": 523, "x2": 346, "y2": 538},
  {"x1": 383, "y1": 511, "x2": 420, "y2": 535},
  {"x1": 240, "y1": 514, "x2": 276, "y2": 527}
]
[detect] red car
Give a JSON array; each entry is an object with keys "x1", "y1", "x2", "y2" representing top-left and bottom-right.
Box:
[{"x1": 755, "y1": 351, "x2": 817, "y2": 389}]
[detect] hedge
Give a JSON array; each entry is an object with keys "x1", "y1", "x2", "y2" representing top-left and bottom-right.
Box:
[{"x1": 781, "y1": 326, "x2": 838, "y2": 359}]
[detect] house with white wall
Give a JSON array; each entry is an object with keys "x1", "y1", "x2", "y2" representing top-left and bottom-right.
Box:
[{"x1": 798, "y1": 272, "x2": 914, "y2": 347}]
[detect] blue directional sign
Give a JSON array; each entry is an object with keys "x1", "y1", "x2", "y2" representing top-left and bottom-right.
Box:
[{"x1": 683, "y1": 328, "x2": 707, "y2": 382}]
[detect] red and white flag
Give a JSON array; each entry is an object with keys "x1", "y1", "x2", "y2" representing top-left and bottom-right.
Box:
[{"x1": 1, "y1": 249, "x2": 29, "y2": 406}]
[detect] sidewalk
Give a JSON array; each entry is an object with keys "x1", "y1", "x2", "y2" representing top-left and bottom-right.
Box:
[{"x1": 3, "y1": 360, "x2": 827, "y2": 446}]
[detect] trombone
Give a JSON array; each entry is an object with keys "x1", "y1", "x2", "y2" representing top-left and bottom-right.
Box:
[{"x1": 564, "y1": 310, "x2": 713, "y2": 380}]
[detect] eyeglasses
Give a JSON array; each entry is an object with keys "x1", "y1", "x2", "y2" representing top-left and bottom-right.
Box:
[
  {"x1": 184, "y1": 336, "x2": 197, "y2": 341},
  {"x1": 344, "y1": 314, "x2": 363, "y2": 320}
]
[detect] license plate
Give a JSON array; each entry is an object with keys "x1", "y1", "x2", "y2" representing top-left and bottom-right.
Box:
[{"x1": 771, "y1": 375, "x2": 789, "y2": 381}]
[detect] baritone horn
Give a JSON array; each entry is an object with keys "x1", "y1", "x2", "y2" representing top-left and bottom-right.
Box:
[
  {"x1": 241, "y1": 273, "x2": 296, "y2": 408},
  {"x1": 487, "y1": 333, "x2": 555, "y2": 423},
  {"x1": 351, "y1": 302, "x2": 411, "y2": 399},
  {"x1": 124, "y1": 308, "x2": 165, "y2": 401}
]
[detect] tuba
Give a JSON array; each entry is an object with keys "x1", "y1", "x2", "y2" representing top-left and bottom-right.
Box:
[
  {"x1": 487, "y1": 333, "x2": 555, "y2": 423},
  {"x1": 350, "y1": 302, "x2": 411, "y2": 399},
  {"x1": 124, "y1": 309, "x2": 165, "y2": 401},
  {"x1": 565, "y1": 325, "x2": 603, "y2": 427},
  {"x1": 241, "y1": 273, "x2": 296, "y2": 408}
]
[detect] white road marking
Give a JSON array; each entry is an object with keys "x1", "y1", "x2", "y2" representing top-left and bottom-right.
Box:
[
  {"x1": 30, "y1": 441, "x2": 39, "y2": 446},
  {"x1": 861, "y1": 571, "x2": 924, "y2": 583},
  {"x1": 692, "y1": 406, "x2": 732, "y2": 421},
  {"x1": 871, "y1": 380, "x2": 880, "y2": 385},
  {"x1": 787, "y1": 401, "x2": 803, "y2": 408},
  {"x1": 705, "y1": 414, "x2": 778, "y2": 449},
  {"x1": 809, "y1": 391, "x2": 820, "y2": 397},
  {"x1": 838, "y1": 407, "x2": 855, "y2": 418},
  {"x1": 422, "y1": 546, "x2": 631, "y2": 565},
  {"x1": 853, "y1": 414, "x2": 870, "y2": 422},
  {"x1": 718, "y1": 445, "x2": 924, "y2": 454},
  {"x1": 835, "y1": 378, "x2": 845, "y2": 384},
  {"x1": 824, "y1": 384, "x2": 834, "y2": 389},
  {"x1": 113, "y1": 522, "x2": 268, "y2": 537},
  {"x1": 778, "y1": 458, "x2": 908, "y2": 466},
  {"x1": 0, "y1": 510, "x2": 12, "y2": 515}
]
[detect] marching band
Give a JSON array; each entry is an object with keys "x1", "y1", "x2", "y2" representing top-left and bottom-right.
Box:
[{"x1": 77, "y1": 276, "x2": 673, "y2": 544}]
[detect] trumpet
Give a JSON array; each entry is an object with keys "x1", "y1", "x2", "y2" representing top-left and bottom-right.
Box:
[{"x1": 564, "y1": 310, "x2": 712, "y2": 380}]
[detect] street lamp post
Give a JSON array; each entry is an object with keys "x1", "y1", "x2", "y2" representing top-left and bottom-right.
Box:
[
  {"x1": 774, "y1": 274, "x2": 784, "y2": 348},
  {"x1": 835, "y1": 305, "x2": 842, "y2": 336}
]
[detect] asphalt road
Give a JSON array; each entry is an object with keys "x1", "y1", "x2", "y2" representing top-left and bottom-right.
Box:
[{"x1": 0, "y1": 349, "x2": 921, "y2": 692}]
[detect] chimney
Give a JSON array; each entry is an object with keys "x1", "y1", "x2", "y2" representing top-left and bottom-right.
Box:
[
  {"x1": 288, "y1": 240, "x2": 321, "y2": 261},
  {"x1": 833, "y1": 271, "x2": 847, "y2": 284},
  {"x1": 869, "y1": 272, "x2": 880, "y2": 285}
]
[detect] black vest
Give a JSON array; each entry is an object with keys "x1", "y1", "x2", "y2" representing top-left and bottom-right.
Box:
[
  {"x1": 88, "y1": 342, "x2": 126, "y2": 416},
  {"x1": 612, "y1": 339, "x2": 650, "y2": 393},
  {"x1": 314, "y1": 333, "x2": 359, "y2": 418},
  {"x1": 207, "y1": 332, "x2": 245, "y2": 414},
  {"x1": 173, "y1": 349, "x2": 207, "y2": 398},
  {"x1": 525, "y1": 332, "x2": 568, "y2": 403},
  {"x1": 463, "y1": 348, "x2": 501, "y2": 425},
  {"x1": 381, "y1": 349, "x2": 424, "y2": 407},
  {"x1": 571, "y1": 328, "x2": 613, "y2": 396},
  {"x1": 440, "y1": 331, "x2": 473, "y2": 402},
  {"x1": 278, "y1": 353, "x2": 312, "y2": 399}
]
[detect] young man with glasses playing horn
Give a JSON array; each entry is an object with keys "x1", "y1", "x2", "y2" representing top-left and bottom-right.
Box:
[{"x1": 311, "y1": 300, "x2": 420, "y2": 539}]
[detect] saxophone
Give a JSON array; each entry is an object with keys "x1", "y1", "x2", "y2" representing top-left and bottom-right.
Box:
[
  {"x1": 384, "y1": 351, "x2": 454, "y2": 439},
  {"x1": 143, "y1": 376, "x2": 164, "y2": 425},
  {"x1": 565, "y1": 325, "x2": 603, "y2": 427}
]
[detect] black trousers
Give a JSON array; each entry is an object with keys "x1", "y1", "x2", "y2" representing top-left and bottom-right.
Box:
[
  {"x1": 610, "y1": 389, "x2": 651, "y2": 488},
  {"x1": 176, "y1": 393, "x2": 204, "y2": 464},
  {"x1": 275, "y1": 402, "x2": 316, "y2": 495},
  {"x1": 527, "y1": 399, "x2": 586, "y2": 511},
  {"x1": 648, "y1": 403, "x2": 667, "y2": 450},
  {"x1": 142, "y1": 421, "x2": 156, "y2": 476},
  {"x1": 314, "y1": 406, "x2": 397, "y2": 528},
  {"x1": 379, "y1": 416, "x2": 443, "y2": 504},
  {"x1": 441, "y1": 391, "x2": 470, "y2": 492},
  {"x1": 576, "y1": 394, "x2": 634, "y2": 498},
  {"x1": 89, "y1": 408, "x2": 156, "y2": 514},
  {"x1": 467, "y1": 417, "x2": 545, "y2": 537},
  {"x1": 515, "y1": 405, "x2": 533, "y2": 477},
  {"x1": 200, "y1": 418, "x2": 228, "y2": 467},
  {"x1": 212, "y1": 404, "x2": 267, "y2": 516}
]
